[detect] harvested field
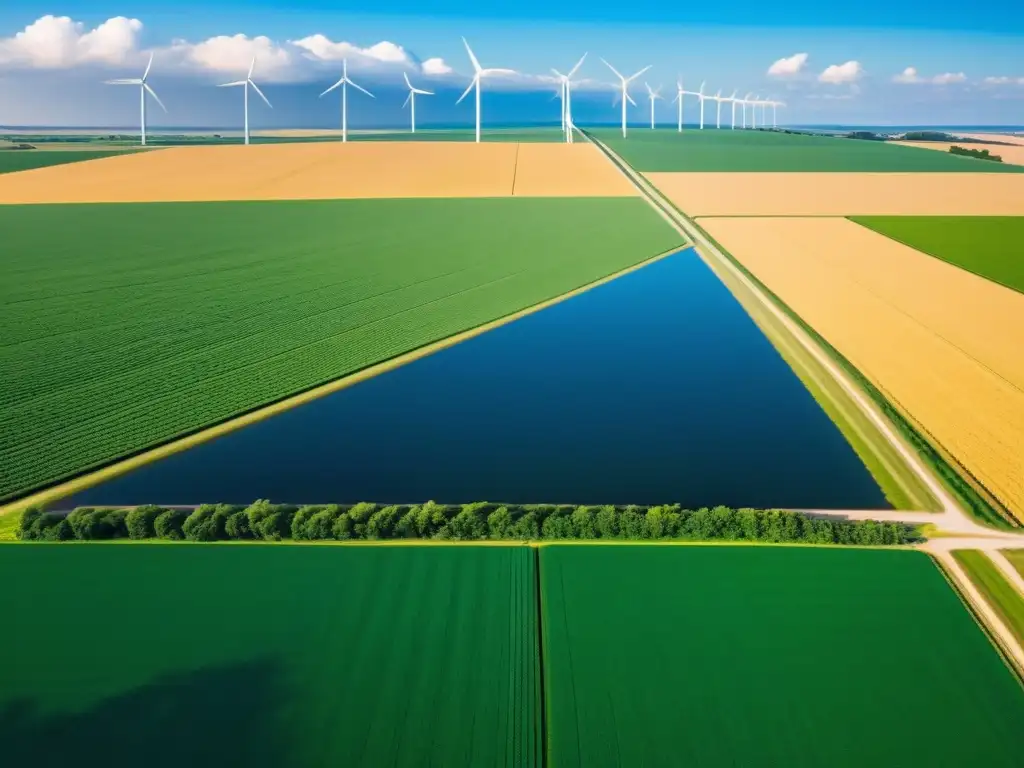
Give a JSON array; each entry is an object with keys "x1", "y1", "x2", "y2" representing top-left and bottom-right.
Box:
[
  {"x1": 851, "y1": 216, "x2": 1024, "y2": 294},
  {"x1": 0, "y1": 141, "x2": 632, "y2": 203},
  {"x1": 699, "y1": 216, "x2": 1024, "y2": 519},
  {"x1": 0, "y1": 149, "x2": 137, "y2": 175},
  {"x1": 0, "y1": 197, "x2": 681, "y2": 502},
  {"x1": 587, "y1": 127, "x2": 1024, "y2": 172},
  {"x1": 892, "y1": 141, "x2": 1024, "y2": 166},
  {"x1": 541, "y1": 545, "x2": 1024, "y2": 767},
  {"x1": 957, "y1": 133, "x2": 1024, "y2": 146},
  {"x1": 649, "y1": 172, "x2": 1024, "y2": 216},
  {"x1": 0, "y1": 544, "x2": 540, "y2": 767}
]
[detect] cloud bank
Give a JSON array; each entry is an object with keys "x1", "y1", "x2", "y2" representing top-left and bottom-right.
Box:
[
  {"x1": 893, "y1": 66, "x2": 966, "y2": 85},
  {"x1": 767, "y1": 52, "x2": 808, "y2": 77}
]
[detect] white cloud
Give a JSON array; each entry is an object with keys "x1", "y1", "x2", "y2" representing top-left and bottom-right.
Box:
[
  {"x1": 171, "y1": 33, "x2": 295, "y2": 80},
  {"x1": 895, "y1": 67, "x2": 966, "y2": 85},
  {"x1": 931, "y1": 72, "x2": 966, "y2": 85},
  {"x1": 768, "y1": 52, "x2": 808, "y2": 77},
  {"x1": 818, "y1": 61, "x2": 862, "y2": 84},
  {"x1": 421, "y1": 57, "x2": 452, "y2": 76},
  {"x1": 982, "y1": 75, "x2": 1024, "y2": 85},
  {"x1": 290, "y1": 35, "x2": 413, "y2": 66},
  {"x1": 0, "y1": 14, "x2": 143, "y2": 68},
  {"x1": 893, "y1": 66, "x2": 920, "y2": 84}
]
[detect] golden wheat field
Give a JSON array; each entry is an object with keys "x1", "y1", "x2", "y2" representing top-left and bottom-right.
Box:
[
  {"x1": 647, "y1": 172, "x2": 1024, "y2": 216},
  {"x1": 891, "y1": 141, "x2": 1024, "y2": 167},
  {"x1": 700, "y1": 216, "x2": 1024, "y2": 520},
  {"x1": 0, "y1": 142, "x2": 635, "y2": 203}
]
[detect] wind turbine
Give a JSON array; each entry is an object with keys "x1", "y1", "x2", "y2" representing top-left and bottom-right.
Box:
[
  {"x1": 601, "y1": 59, "x2": 651, "y2": 138},
  {"x1": 752, "y1": 94, "x2": 760, "y2": 129},
  {"x1": 743, "y1": 92, "x2": 753, "y2": 128},
  {"x1": 457, "y1": 37, "x2": 505, "y2": 143},
  {"x1": 714, "y1": 88, "x2": 724, "y2": 129},
  {"x1": 320, "y1": 59, "x2": 374, "y2": 143},
  {"x1": 698, "y1": 81, "x2": 707, "y2": 129},
  {"x1": 104, "y1": 53, "x2": 166, "y2": 146},
  {"x1": 728, "y1": 89, "x2": 738, "y2": 129},
  {"x1": 672, "y1": 77, "x2": 685, "y2": 132},
  {"x1": 217, "y1": 56, "x2": 272, "y2": 146},
  {"x1": 644, "y1": 83, "x2": 662, "y2": 129},
  {"x1": 402, "y1": 72, "x2": 432, "y2": 134},
  {"x1": 551, "y1": 52, "x2": 587, "y2": 143},
  {"x1": 770, "y1": 99, "x2": 784, "y2": 128}
]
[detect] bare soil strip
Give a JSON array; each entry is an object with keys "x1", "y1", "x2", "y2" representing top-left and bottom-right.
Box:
[
  {"x1": 645, "y1": 172, "x2": 1024, "y2": 216},
  {"x1": 892, "y1": 141, "x2": 1024, "y2": 167},
  {"x1": 0, "y1": 142, "x2": 635, "y2": 203},
  {"x1": 699, "y1": 216, "x2": 1024, "y2": 520},
  {"x1": 956, "y1": 133, "x2": 1024, "y2": 147}
]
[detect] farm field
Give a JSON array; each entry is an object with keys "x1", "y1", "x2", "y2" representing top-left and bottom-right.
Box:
[
  {"x1": 851, "y1": 216, "x2": 1024, "y2": 294},
  {"x1": 0, "y1": 142, "x2": 636, "y2": 203},
  {"x1": 1007, "y1": 550, "x2": 1024, "y2": 578},
  {"x1": 952, "y1": 550, "x2": 1024, "y2": 647},
  {"x1": 0, "y1": 544, "x2": 540, "y2": 767},
  {"x1": 698, "y1": 216, "x2": 1024, "y2": 521},
  {"x1": 540, "y1": 545, "x2": 1024, "y2": 767},
  {"x1": 645, "y1": 171, "x2": 1024, "y2": 216},
  {"x1": 891, "y1": 141, "x2": 1024, "y2": 167},
  {"x1": 0, "y1": 197, "x2": 681, "y2": 502},
  {"x1": 0, "y1": 149, "x2": 135, "y2": 174},
  {"x1": 585, "y1": 127, "x2": 1024, "y2": 172}
]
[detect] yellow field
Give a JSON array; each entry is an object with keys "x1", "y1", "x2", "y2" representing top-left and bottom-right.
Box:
[
  {"x1": 0, "y1": 142, "x2": 636, "y2": 203},
  {"x1": 891, "y1": 141, "x2": 1024, "y2": 167},
  {"x1": 700, "y1": 216, "x2": 1024, "y2": 520},
  {"x1": 646, "y1": 172, "x2": 1024, "y2": 216}
]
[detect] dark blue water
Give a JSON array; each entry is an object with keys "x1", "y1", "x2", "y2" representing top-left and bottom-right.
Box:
[{"x1": 66, "y1": 249, "x2": 889, "y2": 509}]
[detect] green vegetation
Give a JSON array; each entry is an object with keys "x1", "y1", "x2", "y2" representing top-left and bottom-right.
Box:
[
  {"x1": 950, "y1": 145, "x2": 1002, "y2": 161},
  {"x1": 584, "y1": 127, "x2": 1024, "y2": 172},
  {"x1": 541, "y1": 545, "x2": 1024, "y2": 767},
  {"x1": 952, "y1": 550, "x2": 1024, "y2": 647},
  {"x1": 0, "y1": 544, "x2": 539, "y2": 767},
  {"x1": 0, "y1": 197, "x2": 681, "y2": 501},
  {"x1": 15, "y1": 501, "x2": 917, "y2": 544},
  {"x1": 1006, "y1": 549, "x2": 1024, "y2": 578},
  {"x1": 0, "y1": 149, "x2": 135, "y2": 174},
  {"x1": 851, "y1": 216, "x2": 1024, "y2": 295}
]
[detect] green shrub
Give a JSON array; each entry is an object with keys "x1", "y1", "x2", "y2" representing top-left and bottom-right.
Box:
[
  {"x1": 291, "y1": 505, "x2": 324, "y2": 540},
  {"x1": 126, "y1": 505, "x2": 165, "y2": 540},
  {"x1": 448, "y1": 503, "x2": 489, "y2": 540},
  {"x1": 183, "y1": 504, "x2": 233, "y2": 542},
  {"x1": 305, "y1": 505, "x2": 341, "y2": 540},
  {"x1": 154, "y1": 508, "x2": 189, "y2": 540},
  {"x1": 225, "y1": 510, "x2": 253, "y2": 540},
  {"x1": 347, "y1": 502, "x2": 377, "y2": 539},
  {"x1": 366, "y1": 505, "x2": 402, "y2": 540},
  {"x1": 17, "y1": 507, "x2": 43, "y2": 540},
  {"x1": 65, "y1": 507, "x2": 128, "y2": 540}
]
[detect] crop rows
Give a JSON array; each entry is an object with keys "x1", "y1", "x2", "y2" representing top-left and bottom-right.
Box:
[{"x1": 0, "y1": 197, "x2": 682, "y2": 500}]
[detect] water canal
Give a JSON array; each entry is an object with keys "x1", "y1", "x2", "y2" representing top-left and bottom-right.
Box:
[{"x1": 65, "y1": 248, "x2": 890, "y2": 509}]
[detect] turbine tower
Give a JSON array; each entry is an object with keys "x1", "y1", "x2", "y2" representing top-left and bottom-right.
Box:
[
  {"x1": 698, "y1": 81, "x2": 707, "y2": 129},
  {"x1": 104, "y1": 53, "x2": 166, "y2": 146},
  {"x1": 402, "y1": 72, "x2": 433, "y2": 133},
  {"x1": 644, "y1": 83, "x2": 662, "y2": 129},
  {"x1": 601, "y1": 59, "x2": 651, "y2": 138},
  {"x1": 672, "y1": 76, "x2": 685, "y2": 132},
  {"x1": 771, "y1": 99, "x2": 784, "y2": 128},
  {"x1": 551, "y1": 52, "x2": 587, "y2": 143},
  {"x1": 217, "y1": 56, "x2": 272, "y2": 146},
  {"x1": 714, "y1": 88, "x2": 723, "y2": 129},
  {"x1": 456, "y1": 37, "x2": 504, "y2": 143},
  {"x1": 320, "y1": 59, "x2": 374, "y2": 143},
  {"x1": 743, "y1": 92, "x2": 753, "y2": 128},
  {"x1": 728, "y1": 89, "x2": 738, "y2": 129}
]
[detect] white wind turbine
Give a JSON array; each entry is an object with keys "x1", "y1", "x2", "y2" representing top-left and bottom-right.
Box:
[
  {"x1": 551, "y1": 52, "x2": 588, "y2": 143},
  {"x1": 457, "y1": 37, "x2": 506, "y2": 143},
  {"x1": 402, "y1": 72, "x2": 433, "y2": 134},
  {"x1": 644, "y1": 83, "x2": 662, "y2": 129},
  {"x1": 217, "y1": 56, "x2": 272, "y2": 146},
  {"x1": 770, "y1": 99, "x2": 784, "y2": 128},
  {"x1": 697, "y1": 81, "x2": 707, "y2": 129},
  {"x1": 742, "y1": 92, "x2": 753, "y2": 128},
  {"x1": 752, "y1": 93, "x2": 760, "y2": 128},
  {"x1": 104, "y1": 53, "x2": 166, "y2": 146},
  {"x1": 672, "y1": 77, "x2": 685, "y2": 132},
  {"x1": 601, "y1": 59, "x2": 651, "y2": 138},
  {"x1": 320, "y1": 59, "x2": 374, "y2": 143},
  {"x1": 728, "y1": 89, "x2": 738, "y2": 129},
  {"x1": 713, "y1": 88, "x2": 724, "y2": 128}
]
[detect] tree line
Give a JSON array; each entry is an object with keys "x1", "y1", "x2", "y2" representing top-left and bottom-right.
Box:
[
  {"x1": 949, "y1": 145, "x2": 1002, "y2": 162},
  {"x1": 17, "y1": 501, "x2": 916, "y2": 546}
]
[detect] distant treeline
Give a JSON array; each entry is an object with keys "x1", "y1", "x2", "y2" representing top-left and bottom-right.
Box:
[
  {"x1": 844, "y1": 131, "x2": 887, "y2": 142},
  {"x1": 18, "y1": 501, "x2": 916, "y2": 545},
  {"x1": 949, "y1": 145, "x2": 1002, "y2": 162}
]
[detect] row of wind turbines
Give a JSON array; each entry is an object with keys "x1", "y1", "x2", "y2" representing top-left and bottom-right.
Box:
[{"x1": 105, "y1": 39, "x2": 784, "y2": 146}]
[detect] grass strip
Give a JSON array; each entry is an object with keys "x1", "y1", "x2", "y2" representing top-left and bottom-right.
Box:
[{"x1": 953, "y1": 550, "x2": 1024, "y2": 648}]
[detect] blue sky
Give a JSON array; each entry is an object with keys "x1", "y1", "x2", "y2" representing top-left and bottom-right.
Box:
[{"x1": 1, "y1": 5, "x2": 1023, "y2": 127}]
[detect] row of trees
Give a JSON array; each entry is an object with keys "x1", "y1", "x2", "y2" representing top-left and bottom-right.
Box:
[
  {"x1": 949, "y1": 145, "x2": 1003, "y2": 162},
  {"x1": 18, "y1": 501, "x2": 915, "y2": 546}
]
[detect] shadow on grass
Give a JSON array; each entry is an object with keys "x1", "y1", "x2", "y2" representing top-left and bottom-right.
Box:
[{"x1": 0, "y1": 658, "x2": 291, "y2": 767}]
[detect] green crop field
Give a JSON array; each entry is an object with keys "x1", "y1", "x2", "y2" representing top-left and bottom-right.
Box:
[
  {"x1": 952, "y1": 550, "x2": 1024, "y2": 647},
  {"x1": 0, "y1": 149, "x2": 135, "y2": 175},
  {"x1": 851, "y1": 216, "x2": 1024, "y2": 294},
  {"x1": 0, "y1": 197, "x2": 681, "y2": 501},
  {"x1": 0, "y1": 544, "x2": 540, "y2": 767},
  {"x1": 583, "y1": 128, "x2": 1024, "y2": 172},
  {"x1": 540, "y1": 545, "x2": 1024, "y2": 767},
  {"x1": 1006, "y1": 549, "x2": 1024, "y2": 578}
]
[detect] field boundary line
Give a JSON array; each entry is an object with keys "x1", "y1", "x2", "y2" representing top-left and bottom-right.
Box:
[{"x1": 0, "y1": 245, "x2": 687, "y2": 518}]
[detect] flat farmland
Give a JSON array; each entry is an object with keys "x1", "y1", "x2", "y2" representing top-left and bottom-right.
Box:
[
  {"x1": 891, "y1": 141, "x2": 1024, "y2": 167},
  {"x1": 0, "y1": 544, "x2": 540, "y2": 767},
  {"x1": 646, "y1": 172, "x2": 1024, "y2": 216},
  {"x1": 0, "y1": 149, "x2": 136, "y2": 175},
  {"x1": 586, "y1": 127, "x2": 1024, "y2": 172},
  {"x1": 540, "y1": 545, "x2": 1024, "y2": 767},
  {"x1": 851, "y1": 216, "x2": 1024, "y2": 294},
  {"x1": 699, "y1": 217, "x2": 1024, "y2": 520},
  {"x1": 0, "y1": 141, "x2": 635, "y2": 203},
  {"x1": 0, "y1": 197, "x2": 682, "y2": 501}
]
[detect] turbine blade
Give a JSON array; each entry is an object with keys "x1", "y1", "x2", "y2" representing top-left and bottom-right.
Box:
[
  {"x1": 144, "y1": 83, "x2": 168, "y2": 113},
  {"x1": 568, "y1": 52, "x2": 588, "y2": 78},
  {"x1": 403, "y1": 91, "x2": 412, "y2": 108},
  {"x1": 601, "y1": 58, "x2": 624, "y2": 80},
  {"x1": 143, "y1": 52, "x2": 154, "y2": 81},
  {"x1": 626, "y1": 92, "x2": 637, "y2": 107},
  {"x1": 319, "y1": 79, "x2": 343, "y2": 97},
  {"x1": 248, "y1": 55, "x2": 256, "y2": 80},
  {"x1": 456, "y1": 75, "x2": 478, "y2": 104},
  {"x1": 551, "y1": 68, "x2": 565, "y2": 78},
  {"x1": 105, "y1": 78, "x2": 142, "y2": 85},
  {"x1": 349, "y1": 78, "x2": 374, "y2": 98},
  {"x1": 626, "y1": 65, "x2": 651, "y2": 82},
  {"x1": 403, "y1": 71, "x2": 412, "y2": 89},
  {"x1": 414, "y1": 88, "x2": 434, "y2": 95},
  {"x1": 250, "y1": 80, "x2": 272, "y2": 108},
  {"x1": 462, "y1": 37, "x2": 482, "y2": 73},
  {"x1": 217, "y1": 81, "x2": 246, "y2": 87}
]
